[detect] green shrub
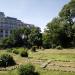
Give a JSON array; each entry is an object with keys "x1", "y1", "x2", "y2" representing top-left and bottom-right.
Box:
[
  {"x1": 0, "y1": 53, "x2": 16, "y2": 67},
  {"x1": 56, "y1": 45, "x2": 63, "y2": 50},
  {"x1": 18, "y1": 64, "x2": 39, "y2": 75},
  {"x1": 32, "y1": 46, "x2": 36, "y2": 52},
  {"x1": 20, "y1": 50, "x2": 28, "y2": 57},
  {"x1": 13, "y1": 49, "x2": 19, "y2": 54}
]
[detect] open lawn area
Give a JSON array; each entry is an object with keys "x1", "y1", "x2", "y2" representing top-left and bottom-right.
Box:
[{"x1": 0, "y1": 48, "x2": 75, "y2": 75}]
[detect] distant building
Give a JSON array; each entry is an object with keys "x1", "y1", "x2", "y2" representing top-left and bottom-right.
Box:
[{"x1": 0, "y1": 12, "x2": 32, "y2": 38}]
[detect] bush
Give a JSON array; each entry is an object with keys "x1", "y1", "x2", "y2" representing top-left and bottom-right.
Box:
[
  {"x1": 32, "y1": 46, "x2": 36, "y2": 52},
  {"x1": 13, "y1": 49, "x2": 19, "y2": 54},
  {"x1": 0, "y1": 53, "x2": 16, "y2": 67},
  {"x1": 20, "y1": 50, "x2": 28, "y2": 57},
  {"x1": 18, "y1": 64, "x2": 39, "y2": 75},
  {"x1": 7, "y1": 48, "x2": 13, "y2": 53},
  {"x1": 56, "y1": 45, "x2": 63, "y2": 50},
  {"x1": 1, "y1": 37, "x2": 14, "y2": 48}
]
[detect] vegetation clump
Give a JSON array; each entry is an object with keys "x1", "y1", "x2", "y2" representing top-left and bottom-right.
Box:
[
  {"x1": 20, "y1": 50, "x2": 28, "y2": 57},
  {"x1": 0, "y1": 53, "x2": 16, "y2": 67},
  {"x1": 18, "y1": 64, "x2": 39, "y2": 75},
  {"x1": 13, "y1": 49, "x2": 19, "y2": 54},
  {"x1": 32, "y1": 46, "x2": 36, "y2": 52}
]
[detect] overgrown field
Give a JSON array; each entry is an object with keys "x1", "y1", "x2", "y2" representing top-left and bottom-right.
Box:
[{"x1": 0, "y1": 48, "x2": 75, "y2": 75}]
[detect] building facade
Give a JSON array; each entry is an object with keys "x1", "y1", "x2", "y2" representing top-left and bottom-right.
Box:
[{"x1": 0, "y1": 12, "x2": 31, "y2": 38}]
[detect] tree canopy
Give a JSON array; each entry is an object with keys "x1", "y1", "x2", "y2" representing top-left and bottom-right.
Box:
[
  {"x1": 1, "y1": 25, "x2": 42, "y2": 49},
  {"x1": 43, "y1": 0, "x2": 75, "y2": 48}
]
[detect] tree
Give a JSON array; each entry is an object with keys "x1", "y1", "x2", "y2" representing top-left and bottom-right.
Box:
[
  {"x1": 29, "y1": 26, "x2": 42, "y2": 48},
  {"x1": 42, "y1": 33, "x2": 51, "y2": 49},
  {"x1": 43, "y1": 0, "x2": 75, "y2": 48},
  {"x1": 44, "y1": 18, "x2": 63, "y2": 48},
  {"x1": 59, "y1": 0, "x2": 75, "y2": 47},
  {"x1": 11, "y1": 27, "x2": 31, "y2": 47}
]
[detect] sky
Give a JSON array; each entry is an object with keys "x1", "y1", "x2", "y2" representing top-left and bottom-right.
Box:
[{"x1": 0, "y1": 0, "x2": 70, "y2": 32}]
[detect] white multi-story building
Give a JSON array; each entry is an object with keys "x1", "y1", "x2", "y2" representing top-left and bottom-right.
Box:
[{"x1": 0, "y1": 12, "x2": 31, "y2": 38}]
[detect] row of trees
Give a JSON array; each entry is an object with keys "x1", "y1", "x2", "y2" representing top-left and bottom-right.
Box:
[
  {"x1": 1, "y1": 25, "x2": 42, "y2": 49},
  {"x1": 1, "y1": 0, "x2": 75, "y2": 49}
]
